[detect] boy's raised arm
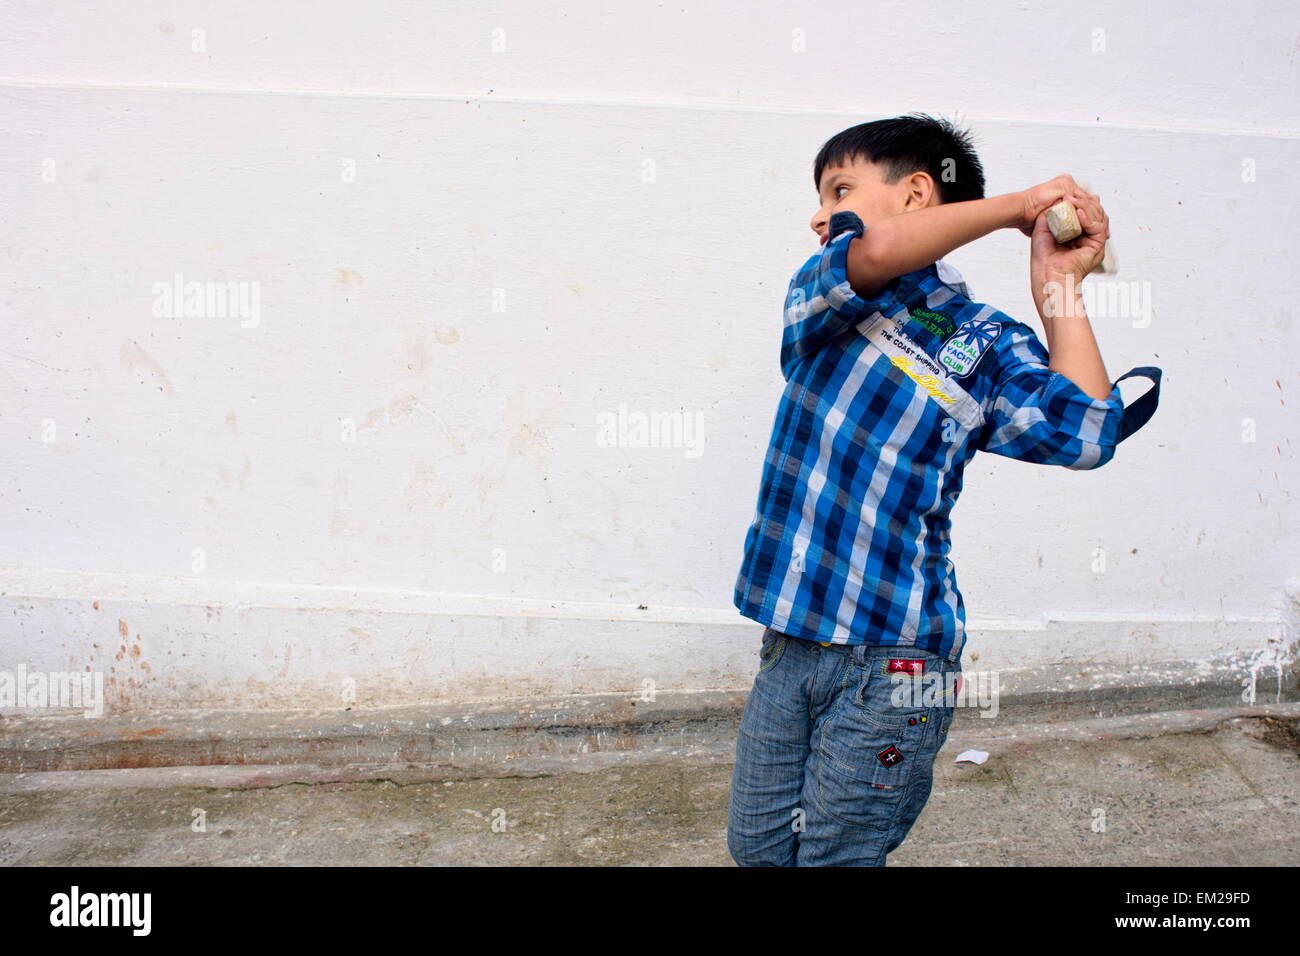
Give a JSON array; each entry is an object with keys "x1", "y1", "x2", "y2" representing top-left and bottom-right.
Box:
[
  {"x1": 845, "y1": 174, "x2": 1088, "y2": 299},
  {"x1": 975, "y1": 185, "x2": 1130, "y2": 470},
  {"x1": 1028, "y1": 188, "x2": 1114, "y2": 400}
]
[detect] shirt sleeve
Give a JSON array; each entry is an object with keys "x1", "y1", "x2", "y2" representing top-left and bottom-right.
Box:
[
  {"x1": 779, "y1": 213, "x2": 901, "y2": 380},
  {"x1": 976, "y1": 322, "x2": 1126, "y2": 470}
]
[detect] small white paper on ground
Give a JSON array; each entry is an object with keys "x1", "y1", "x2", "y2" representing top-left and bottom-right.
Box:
[{"x1": 955, "y1": 749, "x2": 989, "y2": 765}]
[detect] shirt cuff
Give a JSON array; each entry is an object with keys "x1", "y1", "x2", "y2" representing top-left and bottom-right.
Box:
[
  {"x1": 822, "y1": 210, "x2": 902, "y2": 319},
  {"x1": 1040, "y1": 370, "x2": 1125, "y2": 447}
]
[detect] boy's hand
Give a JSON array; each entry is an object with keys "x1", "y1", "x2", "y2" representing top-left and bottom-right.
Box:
[
  {"x1": 1029, "y1": 189, "x2": 1109, "y2": 317},
  {"x1": 1031, "y1": 189, "x2": 1108, "y2": 281},
  {"x1": 1014, "y1": 174, "x2": 1087, "y2": 236}
]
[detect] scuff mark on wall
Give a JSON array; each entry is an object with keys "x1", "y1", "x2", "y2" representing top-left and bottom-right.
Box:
[
  {"x1": 105, "y1": 620, "x2": 152, "y2": 714},
  {"x1": 359, "y1": 395, "x2": 465, "y2": 453},
  {"x1": 119, "y1": 340, "x2": 174, "y2": 394},
  {"x1": 403, "y1": 460, "x2": 454, "y2": 510},
  {"x1": 1244, "y1": 636, "x2": 1292, "y2": 705}
]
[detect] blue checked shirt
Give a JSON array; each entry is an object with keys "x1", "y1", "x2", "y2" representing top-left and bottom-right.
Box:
[{"x1": 733, "y1": 211, "x2": 1161, "y2": 662}]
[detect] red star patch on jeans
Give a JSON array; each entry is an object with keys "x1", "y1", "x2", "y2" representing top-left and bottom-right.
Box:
[
  {"x1": 887, "y1": 658, "x2": 925, "y2": 676},
  {"x1": 877, "y1": 745, "x2": 904, "y2": 768}
]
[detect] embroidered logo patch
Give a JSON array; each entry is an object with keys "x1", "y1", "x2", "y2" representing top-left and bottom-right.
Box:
[
  {"x1": 877, "y1": 745, "x2": 904, "y2": 767},
  {"x1": 885, "y1": 658, "x2": 926, "y2": 676},
  {"x1": 908, "y1": 308, "x2": 956, "y2": 340},
  {"x1": 859, "y1": 316, "x2": 985, "y2": 432},
  {"x1": 939, "y1": 319, "x2": 1002, "y2": 378}
]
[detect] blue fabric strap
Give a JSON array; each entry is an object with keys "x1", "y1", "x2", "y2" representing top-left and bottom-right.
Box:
[{"x1": 1113, "y1": 366, "x2": 1162, "y2": 443}]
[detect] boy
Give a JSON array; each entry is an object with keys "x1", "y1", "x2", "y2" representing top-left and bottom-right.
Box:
[{"x1": 727, "y1": 114, "x2": 1161, "y2": 866}]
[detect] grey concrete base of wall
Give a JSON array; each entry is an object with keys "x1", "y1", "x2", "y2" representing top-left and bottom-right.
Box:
[
  {"x1": 2, "y1": 572, "x2": 1296, "y2": 774},
  {"x1": 3, "y1": 666, "x2": 1297, "y2": 778}
]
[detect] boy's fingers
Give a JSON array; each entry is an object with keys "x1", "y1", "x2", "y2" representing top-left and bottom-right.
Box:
[
  {"x1": 1073, "y1": 195, "x2": 1108, "y2": 237},
  {"x1": 1029, "y1": 212, "x2": 1056, "y2": 256},
  {"x1": 1090, "y1": 204, "x2": 1108, "y2": 239}
]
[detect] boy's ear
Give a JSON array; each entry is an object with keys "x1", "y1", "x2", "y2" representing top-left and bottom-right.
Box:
[{"x1": 901, "y1": 170, "x2": 939, "y2": 211}]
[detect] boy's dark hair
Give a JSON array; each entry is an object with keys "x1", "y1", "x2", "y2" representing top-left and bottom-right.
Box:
[{"x1": 813, "y1": 113, "x2": 985, "y2": 204}]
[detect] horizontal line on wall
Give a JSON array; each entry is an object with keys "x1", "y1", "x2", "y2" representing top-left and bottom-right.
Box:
[
  {"x1": 0, "y1": 566, "x2": 744, "y2": 625},
  {"x1": 1, "y1": 77, "x2": 1297, "y2": 140},
  {"x1": 0, "y1": 567, "x2": 1282, "y2": 629}
]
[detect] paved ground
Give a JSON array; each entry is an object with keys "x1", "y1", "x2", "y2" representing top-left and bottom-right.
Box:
[{"x1": 1, "y1": 708, "x2": 1297, "y2": 866}]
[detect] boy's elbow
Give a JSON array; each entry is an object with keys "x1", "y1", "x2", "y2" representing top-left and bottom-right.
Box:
[{"x1": 845, "y1": 230, "x2": 892, "y2": 300}]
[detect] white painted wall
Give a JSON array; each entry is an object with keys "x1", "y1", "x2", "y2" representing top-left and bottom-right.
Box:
[{"x1": 1, "y1": 1, "x2": 1296, "y2": 713}]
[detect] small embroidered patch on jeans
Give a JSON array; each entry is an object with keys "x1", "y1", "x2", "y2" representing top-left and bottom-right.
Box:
[{"x1": 886, "y1": 658, "x2": 925, "y2": 676}]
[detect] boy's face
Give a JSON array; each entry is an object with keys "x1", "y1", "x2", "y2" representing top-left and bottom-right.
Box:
[{"x1": 810, "y1": 155, "x2": 939, "y2": 246}]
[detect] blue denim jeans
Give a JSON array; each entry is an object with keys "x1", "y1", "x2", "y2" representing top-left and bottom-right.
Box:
[{"x1": 727, "y1": 626, "x2": 960, "y2": 866}]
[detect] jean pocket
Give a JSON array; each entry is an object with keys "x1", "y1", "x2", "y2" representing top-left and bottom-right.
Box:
[
  {"x1": 850, "y1": 664, "x2": 930, "y2": 732},
  {"x1": 758, "y1": 628, "x2": 788, "y2": 672},
  {"x1": 815, "y1": 708, "x2": 913, "y2": 831},
  {"x1": 814, "y1": 664, "x2": 944, "y2": 830}
]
